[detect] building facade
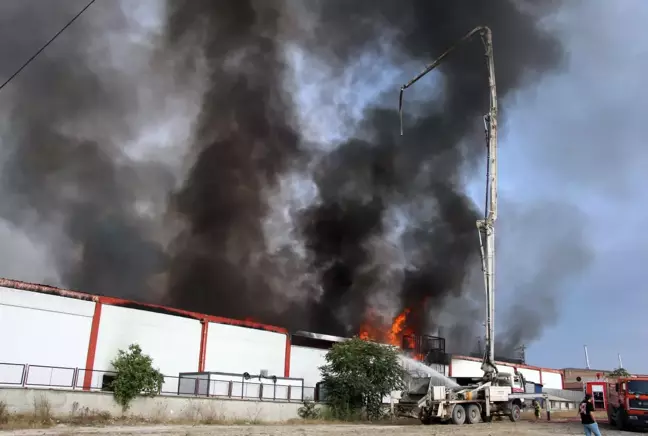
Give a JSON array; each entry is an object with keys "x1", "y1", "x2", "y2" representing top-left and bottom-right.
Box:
[{"x1": 0, "y1": 278, "x2": 565, "y2": 394}]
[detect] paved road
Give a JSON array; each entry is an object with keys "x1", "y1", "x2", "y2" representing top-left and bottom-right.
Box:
[{"x1": 1, "y1": 422, "x2": 635, "y2": 436}]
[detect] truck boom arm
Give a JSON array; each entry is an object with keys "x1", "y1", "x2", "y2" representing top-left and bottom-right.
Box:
[{"x1": 399, "y1": 26, "x2": 499, "y2": 380}]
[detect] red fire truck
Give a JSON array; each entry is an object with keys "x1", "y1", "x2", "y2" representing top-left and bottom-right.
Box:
[{"x1": 586, "y1": 377, "x2": 648, "y2": 430}]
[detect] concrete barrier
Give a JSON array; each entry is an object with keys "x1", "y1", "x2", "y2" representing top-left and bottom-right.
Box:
[{"x1": 0, "y1": 388, "x2": 302, "y2": 422}]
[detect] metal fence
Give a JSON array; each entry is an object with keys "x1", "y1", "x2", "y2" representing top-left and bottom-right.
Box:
[{"x1": 0, "y1": 362, "x2": 315, "y2": 402}]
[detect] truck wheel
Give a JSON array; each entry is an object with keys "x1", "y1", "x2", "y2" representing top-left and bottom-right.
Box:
[
  {"x1": 466, "y1": 404, "x2": 481, "y2": 424},
  {"x1": 451, "y1": 405, "x2": 466, "y2": 425},
  {"x1": 616, "y1": 409, "x2": 626, "y2": 430},
  {"x1": 419, "y1": 411, "x2": 433, "y2": 425},
  {"x1": 509, "y1": 404, "x2": 521, "y2": 422}
]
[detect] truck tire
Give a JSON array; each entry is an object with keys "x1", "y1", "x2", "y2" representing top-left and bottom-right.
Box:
[
  {"x1": 451, "y1": 404, "x2": 466, "y2": 425},
  {"x1": 466, "y1": 404, "x2": 481, "y2": 424},
  {"x1": 509, "y1": 404, "x2": 521, "y2": 422},
  {"x1": 616, "y1": 409, "x2": 626, "y2": 430}
]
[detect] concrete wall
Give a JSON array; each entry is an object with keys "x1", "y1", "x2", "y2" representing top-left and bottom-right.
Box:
[
  {"x1": 0, "y1": 388, "x2": 300, "y2": 422},
  {"x1": 289, "y1": 346, "x2": 327, "y2": 387},
  {"x1": 205, "y1": 323, "x2": 286, "y2": 378}
]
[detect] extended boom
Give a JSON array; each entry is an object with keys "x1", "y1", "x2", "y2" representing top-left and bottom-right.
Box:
[{"x1": 399, "y1": 26, "x2": 499, "y2": 381}]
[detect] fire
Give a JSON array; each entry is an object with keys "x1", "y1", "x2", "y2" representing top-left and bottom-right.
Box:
[
  {"x1": 358, "y1": 308, "x2": 424, "y2": 360},
  {"x1": 387, "y1": 309, "x2": 409, "y2": 346}
]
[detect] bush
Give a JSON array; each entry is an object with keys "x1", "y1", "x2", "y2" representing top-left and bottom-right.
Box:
[
  {"x1": 319, "y1": 337, "x2": 405, "y2": 421},
  {"x1": 0, "y1": 401, "x2": 8, "y2": 424},
  {"x1": 111, "y1": 344, "x2": 164, "y2": 410},
  {"x1": 297, "y1": 401, "x2": 320, "y2": 420}
]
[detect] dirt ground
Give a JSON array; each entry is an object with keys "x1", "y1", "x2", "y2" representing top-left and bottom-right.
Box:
[{"x1": 1, "y1": 422, "x2": 636, "y2": 436}]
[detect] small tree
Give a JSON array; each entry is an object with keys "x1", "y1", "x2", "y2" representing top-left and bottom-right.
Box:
[
  {"x1": 319, "y1": 337, "x2": 405, "y2": 420},
  {"x1": 610, "y1": 367, "x2": 631, "y2": 378},
  {"x1": 111, "y1": 344, "x2": 164, "y2": 410}
]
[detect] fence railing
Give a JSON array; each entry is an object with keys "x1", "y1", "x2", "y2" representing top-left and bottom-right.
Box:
[{"x1": 0, "y1": 362, "x2": 315, "y2": 402}]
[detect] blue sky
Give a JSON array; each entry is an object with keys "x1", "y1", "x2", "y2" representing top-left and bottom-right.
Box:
[{"x1": 495, "y1": 0, "x2": 648, "y2": 372}]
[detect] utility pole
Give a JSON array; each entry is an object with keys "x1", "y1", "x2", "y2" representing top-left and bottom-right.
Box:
[
  {"x1": 399, "y1": 26, "x2": 499, "y2": 381},
  {"x1": 516, "y1": 344, "x2": 527, "y2": 363},
  {"x1": 584, "y1": 345, "x2": 591, "y2": 369}
]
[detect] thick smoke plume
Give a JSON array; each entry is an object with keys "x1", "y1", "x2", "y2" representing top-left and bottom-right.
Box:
[
  {"x1": 291, "y1": 0, "x2": 564, "y2": 344},
  {"x1": 0, "y1": 0, "x2": 173, "y2": 301},
  {"x1": 1, "y1": 0, "x2": 568, "y2": 355},
  {"x1": 162, "y1": 0, "x2": 311, "y2": 327}
]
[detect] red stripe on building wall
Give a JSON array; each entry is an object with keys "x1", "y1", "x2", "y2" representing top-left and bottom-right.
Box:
[
  {"x1": 448, "y1": 359, "x2": 453, "y2": 377},
  {"x1": 1, "y1": 278, "x2": 289, "y2": 335},
  {"x1": 284, "y1": 334, "x2": 291, "y2": 377},
  {"x1": 83, "y1": 300, "x2": 102, "y2": 390},
  {"x1": 198, "y1": 320, "x2": 209, "y2": 372}
]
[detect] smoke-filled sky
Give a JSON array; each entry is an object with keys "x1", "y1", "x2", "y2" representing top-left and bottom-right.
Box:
[{"x1": 0, "y1": 0, "x2": 646, "y2": 372}]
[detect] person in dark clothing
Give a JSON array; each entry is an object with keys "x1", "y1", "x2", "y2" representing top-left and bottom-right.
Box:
[{"x1": 580, "y1": 394, "x2": 602, "y2": 436}]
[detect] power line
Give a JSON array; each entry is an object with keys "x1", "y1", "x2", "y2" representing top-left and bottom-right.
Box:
[{"x1": 0, "y1": 0, "x2": 97, "y2": 93}]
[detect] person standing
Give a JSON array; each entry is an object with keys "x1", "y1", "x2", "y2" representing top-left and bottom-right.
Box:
[
  {"x1": 532, "y1": 399, "x2": 541, "y2": 420},
  {"x1": 580, "y1": 394, "x2": 602, "y2": 436}
]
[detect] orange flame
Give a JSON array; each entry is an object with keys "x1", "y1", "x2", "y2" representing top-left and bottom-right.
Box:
[
  {"x1": 358, "y1": 308, "x2": 426, "y2": 362},
  {"x1": 387, "y1": 309, "x2": 409, "y2": 345}
]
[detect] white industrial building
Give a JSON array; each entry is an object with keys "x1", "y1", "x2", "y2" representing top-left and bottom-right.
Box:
[{"x1": 0, "y1": 278, "x2": 564, "y2": 399}]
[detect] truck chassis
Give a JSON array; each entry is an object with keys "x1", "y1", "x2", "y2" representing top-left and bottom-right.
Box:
[{"x1": 397, "y1": 380, "x2": 548, "y2": 426}]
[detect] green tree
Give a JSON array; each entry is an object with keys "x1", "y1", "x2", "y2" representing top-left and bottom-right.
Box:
[
  {"x1": 110, "y1": 344, "x2": 164, "y2": 410},
  {"x1": 319, "y1": 337, "x2": 405, "y2": 421},
  {"x1": 610, "y1": 367, "x2": 631, "y2": 378}
]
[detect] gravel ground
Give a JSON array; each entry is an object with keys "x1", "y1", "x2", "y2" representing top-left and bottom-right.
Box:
[{"x1": 1, "y1": 422, "x2": 636, "y2": 436}]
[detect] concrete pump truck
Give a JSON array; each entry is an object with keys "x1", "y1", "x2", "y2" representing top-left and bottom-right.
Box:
[{"x1": 396, "y1": 26, "x2": 546, "y2": 425}]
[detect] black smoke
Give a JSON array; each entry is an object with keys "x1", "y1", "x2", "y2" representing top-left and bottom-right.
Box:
[
  {"x1": 294, "y1": 0, "x2": 564, "y2": 342},
  {"x1": 163, "y1": 0, "x2": 307, "y2": 326},
  {"x1": 0, "y1": 0, "x2": 171, "y2": 300},
  {"x1": 1, "y1": 0, "x2": 566, "y2": 355}
]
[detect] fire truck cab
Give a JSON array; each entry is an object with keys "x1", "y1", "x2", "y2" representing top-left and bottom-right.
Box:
[{"x1": 587, "y1": 377, "x2": 648, "y2": 430}]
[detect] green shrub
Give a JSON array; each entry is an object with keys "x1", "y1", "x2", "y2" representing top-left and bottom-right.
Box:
[
  {"x1": 319, "y1": 337, "x2": 405, "y2": 421},
  {"x1": 110, "y1": 344, "x2": 164, "y2": 410},
  {"x1": 297, "y1": 401, "x2": 320, "y2": 419}
]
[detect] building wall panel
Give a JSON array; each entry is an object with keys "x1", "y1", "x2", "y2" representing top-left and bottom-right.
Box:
[
  {"x1": 496, "y1": 364, "x2": 514, "y2": 374},
  {"x1": 450, "y1": 358, "x2": 483, "y2": 377},
  {"x1": 452, "y1": 357, "x2": 542, "y2": 386},
  {"x1": 518, "y1": 367, "x2": 541, "y2": 384},
  {"x1": 0, "y1": 286, "x2": 93, "y2": 371},
  {"x1": 92, "y1": 305, "x2": 201, "y2": 392},
  {"x1": 541, "y1": 370, "x2": 563, "y2": 389},
  {"x1": 204, "y1": 323, "x2": 286, "y2": 378},
  {"x1": 289, "y1": 346, "x2": 327, "y2": 387}
]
